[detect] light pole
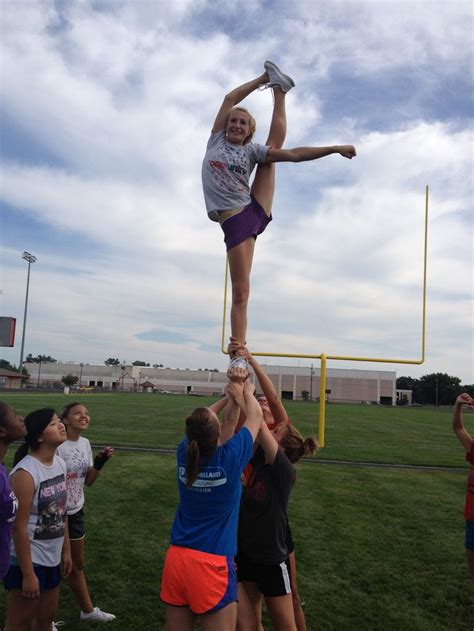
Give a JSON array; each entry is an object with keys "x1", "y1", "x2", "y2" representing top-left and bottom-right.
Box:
[
  {"x1": 79, "y1": 363, "x2": 84, "y2": 387},
  {"x1": 310, "y1": 363, "x2": 314, "y2": 401},
  {"x1": 19, "y1": 251, "x2": 37, "y2": 371}
]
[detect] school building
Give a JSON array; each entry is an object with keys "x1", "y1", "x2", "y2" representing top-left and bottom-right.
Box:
[{"x1": 23, "y1": 362, "x2": 398, "y2": 405}]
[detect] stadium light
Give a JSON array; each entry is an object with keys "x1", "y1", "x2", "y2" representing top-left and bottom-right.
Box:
[{"x1": 19, "y1": 251, "x2": 37, "y2": 371}]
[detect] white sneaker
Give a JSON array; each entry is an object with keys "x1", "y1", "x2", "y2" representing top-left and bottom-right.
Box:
[
  {"x1": 52, "y1": 623, "x2": 65, "y2": 630},
  {"x1": 80, "y1": 607, "x2": 116, "y2": 622},
  {"x1": 264, "y1": 60, "x2": 295, "y2": 93}
]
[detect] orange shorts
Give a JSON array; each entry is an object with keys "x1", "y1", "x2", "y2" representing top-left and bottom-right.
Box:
[{"x1": 160, "y1": 545, "x2": 237, "y2": 615}]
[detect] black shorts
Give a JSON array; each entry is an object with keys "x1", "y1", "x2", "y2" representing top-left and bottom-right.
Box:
[
  {"x1": 236, "y1": 554, "x2": 292, "y2": 597},
  {"x1": 68, "y1": 508, "x2": 85, "y2": 540}
]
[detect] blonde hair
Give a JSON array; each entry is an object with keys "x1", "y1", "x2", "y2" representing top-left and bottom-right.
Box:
[
  {"x1": 280, "y1": 424, "x2": 319, "y2": 464},
  {"x1": 226, "y1": 107, "x2": 256, "y2": 144}
]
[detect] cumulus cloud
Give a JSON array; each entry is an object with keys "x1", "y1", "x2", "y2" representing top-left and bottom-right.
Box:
[{"x1": 1, "y1": 0, "x2": 472, "y2": 381}]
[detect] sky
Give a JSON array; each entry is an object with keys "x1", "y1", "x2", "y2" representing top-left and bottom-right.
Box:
[{"x1": 0, "y1": 0, "x2": 473, "y2": 383}]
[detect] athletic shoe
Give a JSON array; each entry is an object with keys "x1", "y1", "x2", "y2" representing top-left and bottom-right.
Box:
[
  {"x1": 80, "y1": 607, "x2": 116, "y2": 622},
  {"x1": 52, "y1": 623, "x2": 65, "y2": 630},
  {"x1": 229, "y1": 356, "x2": 249, "y2": 371},
  {"x1": 264, "y1": 60, "x2": 295, "y2": 93}
]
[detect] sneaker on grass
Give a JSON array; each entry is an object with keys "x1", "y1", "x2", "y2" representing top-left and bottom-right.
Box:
[{"x1": 80, "y1": 607, "x2": 116, "y2": 622}]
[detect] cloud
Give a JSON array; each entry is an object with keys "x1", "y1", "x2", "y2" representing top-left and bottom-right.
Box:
[{"x1": 1, "y1": 1, "x2": 472, "y2": 382}]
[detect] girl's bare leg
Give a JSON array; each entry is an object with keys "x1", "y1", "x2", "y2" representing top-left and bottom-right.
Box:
[
  {"x1": 5, "y1": 589, "x2": 38, "y2": 631},
  {"x1": 227, "y1": 237, "x2": 256, "y2": 347},
  {"x1": 200, "y1": 602, "x2": 237, "y2": 631},
  {"x1": 467, "y1": 549, "x2": 474, "y2": 579},
  {"x1": 67, "y1": 537, "x2": 95, "y2": 613},
  {"x1": 288, "y1": 551, "x2": 307, "y2": 631},
  {"x1": 240, "y1": 581, "x2": 265, "y2": 631},
  {"x1": 34, "y1": 587, "x2": 60, "y2": 631},
  {"x1": 164, "y1": 604, "x2": 196, "y2": 631},
  {"x1": 251, "y1": 88, "x2": 287, "y2": 214},
  {"x1": 236, "y1": 583, "x2": 259, "y2": 631},
  {"x1": 265, "y1": 593, "x2": 297, "y2": 631}
]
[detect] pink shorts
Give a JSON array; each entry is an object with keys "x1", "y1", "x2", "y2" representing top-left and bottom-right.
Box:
[{"x1": 160, "y1": 545, "x2": 237, "y2": 614}]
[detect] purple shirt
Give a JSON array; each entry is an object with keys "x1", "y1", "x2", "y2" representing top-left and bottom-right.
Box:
[{"x1": 0, "y1": 464, "x2": 17, "y2": 577}]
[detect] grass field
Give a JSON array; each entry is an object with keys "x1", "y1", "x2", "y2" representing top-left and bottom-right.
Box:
[{"x1": 1, "y1": 392, "x2": 473, "y2": 630}]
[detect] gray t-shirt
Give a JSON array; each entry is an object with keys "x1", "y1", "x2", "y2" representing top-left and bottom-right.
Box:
[
  {"x1": 10, "y1": 455, "x2": 67, "y2": 567},
  {"x1": 201, "y1": 130, "x2": 269, "y2": 221}
]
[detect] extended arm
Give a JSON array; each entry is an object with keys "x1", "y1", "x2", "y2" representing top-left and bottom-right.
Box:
[
  {"x1": 11, "y1": 470, "x2": 39, "y2": 599},
  {"x1": 258, "y1": 420, "x2": 279, "y2": 465},
  {"x1": 85, "y1": 446, "x2": 114, "y2": 486},
  {"x1": 266, "y1": 144, "x2": 356, "y2": 163},
  {"x1": 212, "y1": 73, "x2": 267, "y2": 133},
  {"x1": 235, "y1": 344, "x2": 289, "y2": 426},
  {"x1": 209, "y1": 395, "x2": 229, "y2": 416},
  {"x1": 221, "y1": 383, "x2": 244, "y2": 443},
  {"x1": 452, "y1": 393, "x2": 474, "y2": 452},
  {"x1": 242, "y1": 379, "x2": 264, "y2": 441}
]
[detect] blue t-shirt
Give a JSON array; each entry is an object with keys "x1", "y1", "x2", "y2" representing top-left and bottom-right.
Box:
[{"x1": 170, "y1": 427, "x2": 253, "y2": 556}]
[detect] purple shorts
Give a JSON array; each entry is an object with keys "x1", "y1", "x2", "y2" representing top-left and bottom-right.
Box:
[{"x1": 221, "y1": 196, "x2": 272, "y2": 252}]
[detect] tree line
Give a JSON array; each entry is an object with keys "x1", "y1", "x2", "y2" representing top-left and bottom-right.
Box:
[{"x1": 396, "y1": 373, "x2": 474, "y2": 406}]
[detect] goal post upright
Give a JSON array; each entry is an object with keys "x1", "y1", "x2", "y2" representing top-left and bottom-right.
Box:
[{"x1": 221, "y1": 186, "x2": 429, "y2": 447}]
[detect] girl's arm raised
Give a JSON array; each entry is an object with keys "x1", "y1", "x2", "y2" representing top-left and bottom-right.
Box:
[
  {"x1": 212, "y1": 73, "x2": 267, "y2": 134},
  {"x1": 258, "y1": 421, "x2": 279, "y2": 465},
  {"x1": 452, "y1": 393, "x2": 474, "y2": 452},
  {"x1": 266, "y1": 145, "x2": 356, "y2": 163}
]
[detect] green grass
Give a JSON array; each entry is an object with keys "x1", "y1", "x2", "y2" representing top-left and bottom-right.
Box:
[
  {"x1": 3, "y1": 392, "x2": 471, "y2": 466},
  {"x1": 0, "y1": 393, "x2": 473, "y2": 629}
]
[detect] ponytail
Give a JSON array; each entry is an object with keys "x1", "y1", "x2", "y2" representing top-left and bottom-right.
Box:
[
  {"x1": 281, "y1": 425, "x2": 319, "y2": 464},
  {"x1": 13, "y1": 442, "x2": 29, "y2": 467},
  {"x1": 184, "y1": 407, "x2": 219, "y2": 487},
  {"x1": 186, "y1": 439, "x2": 200, "y2": 487},
  {"x1": 13, "y1": 408, "x2": 56, "y2": 467}
]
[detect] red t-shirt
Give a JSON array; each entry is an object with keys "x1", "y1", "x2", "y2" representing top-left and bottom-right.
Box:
[{"x1": 464, "y1": 443, "x2": 474, "y2": 520}]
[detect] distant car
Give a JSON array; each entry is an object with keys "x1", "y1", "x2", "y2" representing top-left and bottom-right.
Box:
[
  {"x1": 188, "y1": 392, "x2": 203, "y2": 396},
  {"x1": 157, "y1": 389, "x2": 172, "y2": 394}
]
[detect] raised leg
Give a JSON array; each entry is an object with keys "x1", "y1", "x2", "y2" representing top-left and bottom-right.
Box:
[
  {"x1": 227, "y1": 237, "x2": 256, "y2": 346},
  {"x1": 251, "y1": 88, "x2": 287, "y2": 214}
]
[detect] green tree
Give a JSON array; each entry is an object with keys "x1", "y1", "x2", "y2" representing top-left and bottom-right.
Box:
[
  {"x1": 61, "y1": 374, "x2": 79, "y2": 387},
  {"x1": 301, "y1": 390, "x2": 310, "y2": 401},
  {"x1": 132, "y1": 361, "x2": 150, "y2": 366},
  {"x1": 21, "y1": 367, "x2": 30, "y2": 384},
  {"x1": 26, "y1": 354, "x2": 57, "y2": 363},
  {"x1": 396, "y1": 376, "x2": 421, "y2": 403},
  {"x1": 418, "y1": 373, "x2": 462, "y2": 406},
  {"x1": 105, "y1": 358, "x2": 121, "y2": 366},
  {"x1": 0, "y1": 359, "x2": 16, "y2": 371}
]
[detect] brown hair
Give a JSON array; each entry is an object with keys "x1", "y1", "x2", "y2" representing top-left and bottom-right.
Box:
[
  {"x1": 60, "y1": 401, "x2": 83, "y2": 421},
  {"x1": 280, "y1": 424, "x2": 319, "y2": 464},
  {"x1": 185, "y1": 408, "x2": 220, "y2": 487},
  {"x1": 226, "y1": 107, "x2": 256, "y2": 144}
]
